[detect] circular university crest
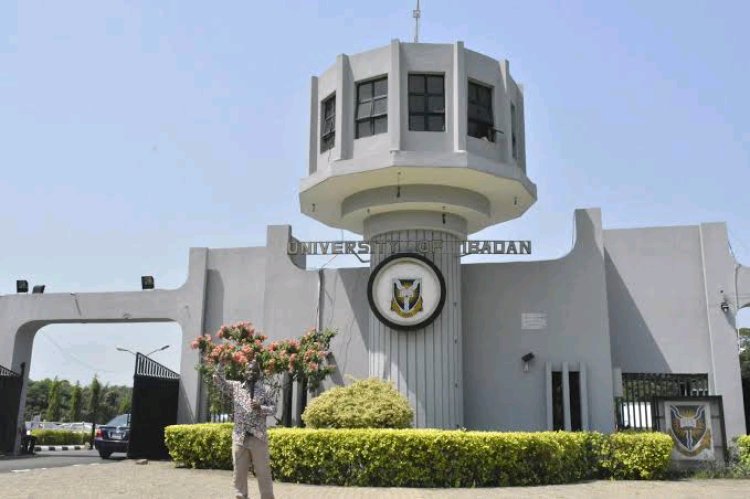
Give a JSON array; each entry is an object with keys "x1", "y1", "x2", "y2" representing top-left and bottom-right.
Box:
[{"x1": 367, "y1": 253, "x2": 446, "y2": 331}]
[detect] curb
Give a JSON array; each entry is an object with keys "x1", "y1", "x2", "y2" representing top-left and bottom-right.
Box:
[{"x1": 34, "y1": 445, "x2": 90, "y2": 451}]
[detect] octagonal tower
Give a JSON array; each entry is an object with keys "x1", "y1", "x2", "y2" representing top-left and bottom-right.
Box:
[{"x1": 300, "y1": 40, "x2": 536, "y2": 428}]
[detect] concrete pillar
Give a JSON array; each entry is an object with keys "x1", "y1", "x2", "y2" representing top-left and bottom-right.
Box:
[{"x1": 368, "y1": 229, "x2": 463, "y2": 429}]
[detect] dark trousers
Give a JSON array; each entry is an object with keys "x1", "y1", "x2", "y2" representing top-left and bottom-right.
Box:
[{"x1": 21, "y1": 435, "x2": 36, "y2": 454}]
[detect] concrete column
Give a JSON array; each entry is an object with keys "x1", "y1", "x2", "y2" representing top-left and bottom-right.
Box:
[
  {"x1": 545, "y1": 361, "x2": 553, "y2": 430},
  {"x1": 562, "y1": 361, "x2": 571, "y2": 431},
  {"x1": 368, "y1": 229, "x2": 463, "y2": 429}
]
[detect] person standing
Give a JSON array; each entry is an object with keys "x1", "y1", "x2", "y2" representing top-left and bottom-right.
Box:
[{"x1": 213, "y1": 359, "x2": 276, "y2": 499}]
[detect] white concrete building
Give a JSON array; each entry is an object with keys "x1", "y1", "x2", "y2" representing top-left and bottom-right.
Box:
[{"x1": 1, "y1": 40, "x2": 748, "y2": 455}]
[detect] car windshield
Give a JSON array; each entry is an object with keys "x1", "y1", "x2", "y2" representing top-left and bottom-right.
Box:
[{"x1": 106, "y1": 414, "x2": 130, "y2": 427}]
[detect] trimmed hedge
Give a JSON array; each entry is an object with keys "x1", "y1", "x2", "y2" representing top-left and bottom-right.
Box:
[
  {"x1": 739, "y1": 435, "x2": 750, "y2": 467},
  {"x1": 596, "y1": 432, "x2": 673, "y2": 479},
  {"x1": 164, "y1": 423, "x2": 233, "y2": 469},
  {"x1": 165, "y1": 425, "x2": 674, "y2": 486},
  {"x1": 30, "y1": 429, "x2": 90, "y2": 446},
  {"x1": 302, "y1": 378, "x2": 413, "y2": 429}
]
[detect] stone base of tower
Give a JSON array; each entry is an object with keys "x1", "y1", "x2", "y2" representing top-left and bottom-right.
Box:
[{"x1": 368, "y1": 229, "x2": 463, "y2": 429}]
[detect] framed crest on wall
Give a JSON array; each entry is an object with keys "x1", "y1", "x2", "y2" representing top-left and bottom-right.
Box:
[{"x1": 367, "y1": 253, "x2": 446, "y2": 331}]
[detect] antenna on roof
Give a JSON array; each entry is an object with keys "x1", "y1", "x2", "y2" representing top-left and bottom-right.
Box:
[{"x1": 413, "y1": 0, "x2": 421, "y2": 43}]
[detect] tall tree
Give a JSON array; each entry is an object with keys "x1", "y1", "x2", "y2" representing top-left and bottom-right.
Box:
[
  {"x1": 87, "y1": 376, "x2": 102, "y2": 423},
  {"x1": 68, "y1": 381, "x2": 83, "y2": 422},
  {"x1": 87, "y1": 375, "x2": 102, "y2": 444},
  {"x1": 45, "y1": 377, "x2": 62, "y2": 421},
  {"x1": 117, "y1": 393, "x2": 131, "y2": 415}
]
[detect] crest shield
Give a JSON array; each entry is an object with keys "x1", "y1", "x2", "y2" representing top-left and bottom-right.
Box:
[
  {"x1": 668, "y1": 404, "x2": 712, "y2": 457},
  {"x1": 391, "y1": 278, "x2": 423, "y2": 318}
]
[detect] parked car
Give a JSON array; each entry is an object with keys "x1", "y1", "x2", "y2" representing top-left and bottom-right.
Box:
[{"x1": 94, "y1": 413, "x2": 130, "y2": 459}]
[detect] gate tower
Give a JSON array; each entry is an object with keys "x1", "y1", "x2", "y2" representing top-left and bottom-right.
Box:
[{"x1": 299, "y1": 40, "x2": 536, "y2": 428}]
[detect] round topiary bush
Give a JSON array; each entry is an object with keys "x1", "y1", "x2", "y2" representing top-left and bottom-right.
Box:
[{"x1": 301, "y1": 378, "x2": 413, "y2": 429}]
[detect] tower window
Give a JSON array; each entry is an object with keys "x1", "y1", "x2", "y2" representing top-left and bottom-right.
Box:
[
  {"x1": 355, "y1": 77, "x2": 388, "y2": 138},
  {"x1": 468, "y1": 81, "x2": 494, "y2": 142},
  {"x1": 511, "y1": 102, "x2": 518, "y2": 160},
  {"x1": 408, "y1": 74, "x2": 445, "y2": 132},
  {"x1": 320, "y1": 93, "x2": 336, "y2": 153}
]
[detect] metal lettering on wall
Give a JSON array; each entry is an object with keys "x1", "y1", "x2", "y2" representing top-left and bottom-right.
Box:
[{"x1": 287, "y1": 240, "x2": 532, "y2": 256}]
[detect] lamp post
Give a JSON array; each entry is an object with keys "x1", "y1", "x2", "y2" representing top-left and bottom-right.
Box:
[{"x1": 115, "y1": 345, "x2": 170, "y2": 358}]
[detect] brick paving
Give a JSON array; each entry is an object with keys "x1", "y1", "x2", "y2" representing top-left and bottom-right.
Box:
[{"x1": 2, "y1": 460, "x2": 750, "y2": 498}]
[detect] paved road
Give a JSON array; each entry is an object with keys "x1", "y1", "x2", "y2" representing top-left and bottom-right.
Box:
[
  {"x1": 0, "y1": 449, "x2": 122, "y2": 474},
  {"x1": 2, "y1": 460, "x2": 750, "y2": 499}
]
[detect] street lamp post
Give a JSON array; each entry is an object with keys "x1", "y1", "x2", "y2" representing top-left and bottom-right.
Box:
[{"x1": 115, "y1": 345, "x2": 170, "y2": 358}]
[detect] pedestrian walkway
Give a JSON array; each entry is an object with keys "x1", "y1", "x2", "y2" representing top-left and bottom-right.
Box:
[{"x1": 2, "y1": 459, "x2": 750, "y2": 498}]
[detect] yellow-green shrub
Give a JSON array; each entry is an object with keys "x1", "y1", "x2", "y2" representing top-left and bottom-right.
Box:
[
  {"x1": 269, "y1": 428, "x2": 601, "y2": 486},
  {"x1": 738, "y1": 435, "x2": 750, "y2": 467},
  {"x1": 30, "y1": 429, "x2": 90, "y2": 446},
  {"x1": 597, "y1": 432, "x2": 673, "y2": 479},
  {"x1": 164, "y1": 423, "x2": 233, "y2": 469},
  {"x1": 165, "y1": 425, "x2": 673, "y2": 486},
  {"x1": 302, "y1": 378, "x2": 413, "y2": 429}
]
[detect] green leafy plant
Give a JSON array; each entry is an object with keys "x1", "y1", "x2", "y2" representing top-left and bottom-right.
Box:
[
  {"x1": 596, "y1": 432, "x2": 673, "y2": 479},
  {"x1": 30, "y1": 429, "x2": 90, "y2": 446},
  {"x1": 738, "y1": 435, "x2": 750, "y2": 468},
  {"x1": 301, "y1": 378, "x2": 413, "y2": 429},
  {"x1": 164, "y1": 425, "x2": 673, "y2": 486}
]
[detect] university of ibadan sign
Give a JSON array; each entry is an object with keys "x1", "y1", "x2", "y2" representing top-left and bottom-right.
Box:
[{"x1": 287, "y1": 240, "x2": 532, "y2": 256}]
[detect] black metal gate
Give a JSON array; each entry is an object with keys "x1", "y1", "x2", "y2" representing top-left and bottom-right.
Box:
[
  {"x1": 127, "y1": 353, "x2": 179, "y2": 459},
  {"x1": 615, "y1": 372, "x2": 709, "y2": 430},
  {"x1": 0, "y1": 364, "x2": 23, "y2": 454}
]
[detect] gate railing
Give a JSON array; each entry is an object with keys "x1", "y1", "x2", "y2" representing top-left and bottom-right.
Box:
[
  {"x1": 615, "y1": 372, "x2": 709, "y2": 430},
  {"x1": 135, "y1": 353, "x2": 179, "y2": 379}
]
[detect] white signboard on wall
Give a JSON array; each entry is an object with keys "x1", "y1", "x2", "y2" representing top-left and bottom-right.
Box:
[{"x1": 522, "y1": 313, "x2": 547, "y2": 330}]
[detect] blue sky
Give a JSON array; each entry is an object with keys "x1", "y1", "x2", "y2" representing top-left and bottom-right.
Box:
[{"x1": 1, "y1": 1, "x2": 749, "y2": 386}]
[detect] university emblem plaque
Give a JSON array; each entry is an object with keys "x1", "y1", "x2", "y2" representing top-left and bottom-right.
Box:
[
  {"x1": 665, "y1": 402, "x2": 713, "y2": 460},
  {"x1": 367, "y1": 253, "x2": 446, "y2": 331}
]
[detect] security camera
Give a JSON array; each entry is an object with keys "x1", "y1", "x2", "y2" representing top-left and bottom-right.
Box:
[{"x1": 522, "y1": 352, "x2": 535, "y2": 363}]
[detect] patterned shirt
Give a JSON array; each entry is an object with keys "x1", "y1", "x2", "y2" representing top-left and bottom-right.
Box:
[{"x1": 213, "y1": 370, "x2": 276, "y2": 445}]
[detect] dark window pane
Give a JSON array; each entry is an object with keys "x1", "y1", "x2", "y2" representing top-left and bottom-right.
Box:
[
  {"x1": 569, "y1": 371, "x2": 582, "y2": 431},
  {"x1": 356, "y1": 101, "x2": 372, "y2": 120},
  {"x1": 372, "y1": 97, "x2": 387, "y2": 116},
  {"x1": 324, "y1": 99, "x2": 335, "y2": 119},
  {"x1": 552, "y1": 371, "x2": 564, "y2": 431},
  {"x1": 409, "y1": 74, "x2": 425, "y2": 93},
  {"x1": 478, "y1": 85, "x2": 491, "y2": 106},
  {"x1": 356, "y1": 120, "x2": 372, "y2": 138},
  {"x1": 409, "y1": 115, "x2": 425, "y2": 131},
  {"x1": 358, "y1": 83, "x2": 372, "y2": 102},
  {"x1": 409, "y1": 95, "x2": 425, "y2": 113},
  {"x1": 373, "y1": 116, "x2": 388, "y2": 134},
  {"x1": 320, "y1": 94, "x2": 335, "y2": 153},
  {"x1": 427, "y1": 75, "x2": 443, "y2": 95},
  {"x1": 427, "y1": 115, "x2": 445, "y2": 131},
  {"x1": 468, "y1": 121, "x2": 494, "y2": 142},
  {"x1": 321, "y1": 135, "x2": 334, "y2": 152},
  {"x1": 373, "y1": 78, "x2": 388, "y2": 97},
  {"x1": 428, "y1": 96, "x2": 444, "y2": 113}
]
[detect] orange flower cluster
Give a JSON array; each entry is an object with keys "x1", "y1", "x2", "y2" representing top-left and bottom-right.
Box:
[{"x1": 191, "y1": 322, "x2": 336, "y2": 389}]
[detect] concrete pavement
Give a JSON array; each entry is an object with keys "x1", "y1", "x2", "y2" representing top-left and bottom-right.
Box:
[{"x1": 1, "y1": 459, "x2": 750, "y2": 498}]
